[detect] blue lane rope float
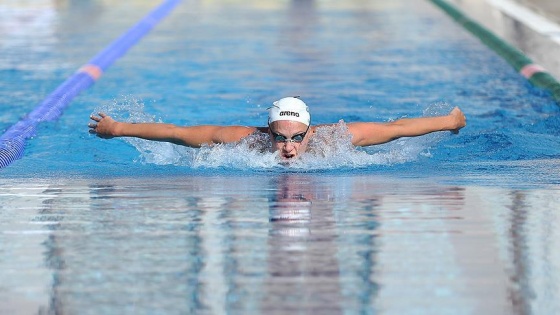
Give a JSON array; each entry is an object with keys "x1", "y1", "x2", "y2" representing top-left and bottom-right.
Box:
[
  {"x1": 430, "y1": 0, "x2": 560, "y2": 105},
  {"x1": 0, "y1": 0, "x2": 181, "y2": 168}
]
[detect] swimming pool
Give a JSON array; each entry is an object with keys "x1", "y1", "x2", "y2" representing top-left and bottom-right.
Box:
[{"x1": 1, "y1": 0, "x2": 559, "y2": 314}]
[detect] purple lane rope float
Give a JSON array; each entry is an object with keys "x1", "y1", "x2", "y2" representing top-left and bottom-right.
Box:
[{"x1": 0, "y1": 0, "x2": 181, "y2": 168}]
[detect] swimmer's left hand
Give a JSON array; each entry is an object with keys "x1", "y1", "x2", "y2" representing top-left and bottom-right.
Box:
[{"x1": 449, "y1": 107, "x2": 466, "y2": 134}]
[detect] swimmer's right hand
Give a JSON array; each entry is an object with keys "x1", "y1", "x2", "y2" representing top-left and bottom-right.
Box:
[{"x1": 88, "y1": 113, "x2": 121, "y2": 138}]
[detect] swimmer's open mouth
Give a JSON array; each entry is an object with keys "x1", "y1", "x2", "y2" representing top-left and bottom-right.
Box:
[{"x1": 279, "y1": 155, "x2": 299, "y2": 165}]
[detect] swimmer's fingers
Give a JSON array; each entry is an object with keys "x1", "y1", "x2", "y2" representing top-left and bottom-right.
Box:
[
  {"x1": 88, "y1": 124, "x2": 113, "y2": 138},
  {"x1": 89, "y1": 112, "x2": 108, "y2": 122},
  {"x1": 88, "y1": 113, "x2": 118, "y2": 139},
  {"x1": 88, "y1": 122, "x2": 103, "y2": 136},
  {"x1": 449, "y1": 106, "x2": 466, "y2": 132},
  {"x1": 88, "y1": 128, "x2": 98, "y2": 135},
  {"x1": 449, "y1": 107, "x2": 464, "y2": 120}
]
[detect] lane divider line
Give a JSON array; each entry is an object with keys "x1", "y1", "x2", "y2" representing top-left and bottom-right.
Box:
[
  {"x1": 429, "y1": 0, "x2": 560, "y2": 105},
  {"x1": 0, "y1": 0, "x2": 181, "y2": 169},
  {"x1": 520, "y1": 63, "x2": 546, "y2": 79}
]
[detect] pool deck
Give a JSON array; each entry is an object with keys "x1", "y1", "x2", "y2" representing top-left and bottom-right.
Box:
[
  {"x1": 521, "y1": 0, "x2": 560, "y2": 24},
  {"x1": 446, "y1": 0, "x2": 560, "y2": 81}
]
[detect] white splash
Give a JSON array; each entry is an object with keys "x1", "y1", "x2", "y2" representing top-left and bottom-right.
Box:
[{"x1": 95, "y1": 97, "x2": 454, "y2": 170}]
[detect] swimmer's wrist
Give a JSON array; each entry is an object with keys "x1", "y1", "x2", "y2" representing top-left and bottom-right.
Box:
[
  {"x1": 112, "y1": 122, "x2": 125, "y2": 137},
  {"x1": 445, "y1": 115, "x2": 456, "y2": 130},
  {"x1": 446, "y1": 113, "x2": 463, "y2": 131}
]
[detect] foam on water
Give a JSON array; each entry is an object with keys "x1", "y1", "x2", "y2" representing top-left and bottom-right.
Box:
[{"x1": 94, "y1": 98, "x2": 456, "y2": 170}]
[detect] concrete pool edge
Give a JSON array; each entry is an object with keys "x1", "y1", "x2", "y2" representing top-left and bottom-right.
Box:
[{"x1": 430, "y1": 0, "x2": 560, "y2": 105}]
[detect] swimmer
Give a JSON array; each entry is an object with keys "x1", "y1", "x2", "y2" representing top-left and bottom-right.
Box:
[{"x1": 89, "y1": 96, "x2": 466, "y2": 160}]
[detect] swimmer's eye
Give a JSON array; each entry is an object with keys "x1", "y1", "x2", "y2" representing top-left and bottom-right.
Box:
[
  {"x1": 269, "y1": 124, "x2": 310, "y2": 143},
  {"x1": 272, "y1": 132, "x2": 307, "y2": 143}
]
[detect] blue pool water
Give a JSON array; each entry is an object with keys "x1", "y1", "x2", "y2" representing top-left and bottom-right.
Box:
[{"x1": 1, "y1": 0, "x2": 560, "y2": 314}]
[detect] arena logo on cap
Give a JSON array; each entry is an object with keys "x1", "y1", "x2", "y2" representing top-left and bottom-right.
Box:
[{"x1": 279, "y1": 111, "x2": 300, "y2": 117}]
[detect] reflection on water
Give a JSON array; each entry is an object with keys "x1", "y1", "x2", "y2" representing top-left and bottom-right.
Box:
[
  {"x1": 1, "y1": 175, "x2": 559, "y2": 314},
  {"x1": 266, "y1": 175, "x2": 347, "y2": 314}
]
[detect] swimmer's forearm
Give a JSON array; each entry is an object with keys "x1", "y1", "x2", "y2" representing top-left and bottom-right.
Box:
[
  {"x1": 111, "y1": 122, "x2": 256, "y2": 147},
  {"x1": 112, "y1": 122, "x2": 190, "y2": 144},
  {"x1": 91, "y1": 113, "x2": 256, "y2": 147},
  {"x1": 109, "y1": 123, "x2": 214, "y2": 147},
  {"x1": 389, "y1": 114, "x2": 462, "y2": 136},
  {"x1": 91, "y1": 114, "x2": 202, "y2": 146},
  {"x1": 349, "y1": 107, "x2": 466, "y2": 146},
  {"x1": 405, "y1": 107, "x2": 466, "y2": 135}
]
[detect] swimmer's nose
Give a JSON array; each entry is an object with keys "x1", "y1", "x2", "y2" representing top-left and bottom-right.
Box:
[
  {"x1": 283, "y1": 141, "x2": 296, "y2": 151},
  {"x1": 280, "y1": 142, "x2": 297, "y2": 159}
]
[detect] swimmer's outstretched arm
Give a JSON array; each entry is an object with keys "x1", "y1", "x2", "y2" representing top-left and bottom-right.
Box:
[
  {"x1": 89, "y1": 113, "x2": 257, "y2": 147},
  {"x1": 348, "y1": 107, "x2": 466, "y2": 146}
]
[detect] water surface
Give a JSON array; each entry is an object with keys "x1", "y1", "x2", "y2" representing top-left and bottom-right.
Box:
[{"x1": 1, "y1": 0, "x2": 560, "y2": 314}]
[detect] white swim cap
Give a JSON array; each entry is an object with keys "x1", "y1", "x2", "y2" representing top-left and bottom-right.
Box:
[{"x1": 268, "y1": 97, "x2": 311, "y2": 126}]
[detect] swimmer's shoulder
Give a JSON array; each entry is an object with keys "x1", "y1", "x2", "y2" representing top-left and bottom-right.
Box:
[{"x1": 256, "y1": 126, "x2": 268, "y2": 134}]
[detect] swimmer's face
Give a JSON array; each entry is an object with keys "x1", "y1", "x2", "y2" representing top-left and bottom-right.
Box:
[{"x1": 268, "y1": 121, "x2": 311, "y2": 160}]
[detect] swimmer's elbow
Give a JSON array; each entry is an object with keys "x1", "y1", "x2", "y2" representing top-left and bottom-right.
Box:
[
  {"x1": 352, "y1": 132, "x2": 396, "y2": 147},
  {"x1": 349, "y1": 123, "x2": 398, "y2": 146},
  {"x1": 214, "y1": 126, "x2": 255, "y2": 144},
  {"x1": 170, "y1": 126, "x2": 204, "y2": 147},
  {"x1": 172, "y1": 125, "x2": 241, "y2": 147}
]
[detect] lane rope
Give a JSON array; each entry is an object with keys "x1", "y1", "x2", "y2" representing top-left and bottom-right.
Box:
[
  {"x1": 0, "y1": 0, "x2": 181, "y2": 168},
  {"x1": 429, "y1": 0, "x2": 560, "y2": 105}
]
